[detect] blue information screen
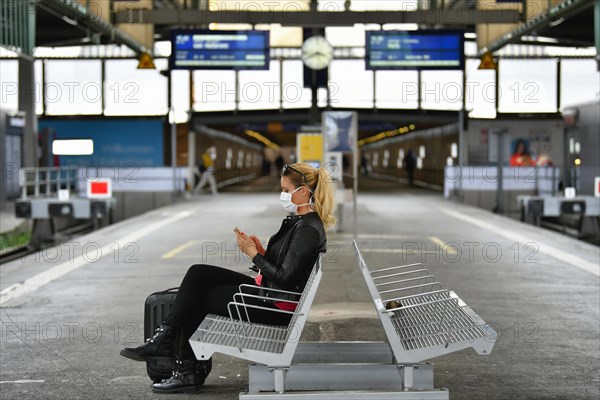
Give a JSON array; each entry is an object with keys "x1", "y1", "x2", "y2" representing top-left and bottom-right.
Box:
[
  {"x1": 366, "y1": 30, "x2": 464, "y2": 70},
  {"x1": 170, "y1": 30, "x2": 270, "y2": 70}
]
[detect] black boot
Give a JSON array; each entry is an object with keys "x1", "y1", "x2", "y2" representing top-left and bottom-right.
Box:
[
  {"x1": 120, "y1": 325, "x2": 174, "y2": 362},
  {"x1": 151, "y1": 358, "x2": 210, "y2": 394}
]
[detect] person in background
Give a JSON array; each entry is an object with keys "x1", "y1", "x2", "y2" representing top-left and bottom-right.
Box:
[
  {"x1": 360, "y1": 153, "x2": 368, "y2": 176},
  {"x1": 275, "y1": 154, "x2": 285, "y2": 183},
  {"x1": 403, "y1": 149, "x2": 417, "y2": 186},
  {"x1": 193, "y1": 147, "x2": 218, "y2": 196}
]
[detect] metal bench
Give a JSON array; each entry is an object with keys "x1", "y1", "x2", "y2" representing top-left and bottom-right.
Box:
[
  {"x1": 352, "y1": 240, "x2": 497, "y2": 397},
  {"x1": 188, "y1": 256, "x2": 323, "y2": 395}
]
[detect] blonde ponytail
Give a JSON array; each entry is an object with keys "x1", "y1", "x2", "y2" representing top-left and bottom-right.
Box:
[{"x1": 312, "y1": 167, "x2": 337, "y2": 231}]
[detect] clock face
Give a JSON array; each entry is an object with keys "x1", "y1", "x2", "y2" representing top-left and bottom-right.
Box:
[{"x1": 301, "y1": 36, "x2": 333, "y2": 70}]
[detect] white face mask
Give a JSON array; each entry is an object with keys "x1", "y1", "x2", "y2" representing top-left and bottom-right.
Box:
[{"x1": 280, "y1": 186, "x2": 313, "y2": 215}]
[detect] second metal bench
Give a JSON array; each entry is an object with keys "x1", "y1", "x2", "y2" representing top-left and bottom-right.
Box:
[{"x1": 352, "y1": 239, "x2": 497, "y2": 397}]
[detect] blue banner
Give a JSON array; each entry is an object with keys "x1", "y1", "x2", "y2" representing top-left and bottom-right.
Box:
[{"x1": 38, "y1": 118, "x2": 164, "y2": 168}]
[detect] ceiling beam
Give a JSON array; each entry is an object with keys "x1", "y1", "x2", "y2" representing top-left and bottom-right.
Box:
[
  {"x1": 478, "y1": 0, "x2": 595, "y2": 56},
  {"x1": 114, "y1": 9, "x2": 521, "y2": 26},
  {"x1": 38, "y1": 0, "x2": 153, "y2": 56}
]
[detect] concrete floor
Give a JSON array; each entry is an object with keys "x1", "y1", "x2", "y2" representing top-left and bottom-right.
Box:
[{"x1": 1, "y1": 180, "x2": 599, "y2": 399}]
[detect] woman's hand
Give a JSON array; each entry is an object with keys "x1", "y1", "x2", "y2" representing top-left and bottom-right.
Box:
[
  {"x1": 235, "y1": 230, "x2": 258, "y2": 259},
  {"x1": 249, "y1": 235, "x2": 265, "y2": 256}
]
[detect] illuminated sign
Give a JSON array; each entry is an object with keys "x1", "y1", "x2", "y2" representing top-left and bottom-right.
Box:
[
  {"x1": 366, "y1": 30, "x2": 464, "y2": 70},
  {"x1": 170, "y1": 30, "x2": 270, "y2": 70}
]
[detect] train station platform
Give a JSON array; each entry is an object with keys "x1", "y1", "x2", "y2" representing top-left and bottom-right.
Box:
[{"x1": 1, "y1": 180, "x2": 598, "y2": 399}]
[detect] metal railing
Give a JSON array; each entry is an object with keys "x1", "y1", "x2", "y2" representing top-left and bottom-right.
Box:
[{"x1": 19, "y1": 166, "x2": 79, "y2": 200}]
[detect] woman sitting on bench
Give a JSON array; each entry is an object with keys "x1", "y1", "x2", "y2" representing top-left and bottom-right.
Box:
[{"x1": 120, "y1": 162, "x2": 336, "y2": 394}]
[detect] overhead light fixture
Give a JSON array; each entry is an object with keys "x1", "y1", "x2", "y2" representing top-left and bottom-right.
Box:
[
  {"x1": 521, "y1": 35, "x2": 559, "y2": 44},
  {"x1": 357, "y1": 125, "x2": 416, "y2": 147},
  {"x1": 61, "y1": 15, "x2": 78, "y2": 26},
  {"x1": 245, "y1": 129, "x2": 280, "y2": 150}
]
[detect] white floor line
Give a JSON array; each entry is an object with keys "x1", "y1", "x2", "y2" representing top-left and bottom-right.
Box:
[
  {"x1": 436, "y1": 206, "x2": 600, "y2": 277},
  {"x1": 0, "y1": 380, "x2": 45, "y2": 384},
  {"x1": 0, "y1": 211, "x2": 192, "y2": 305}
]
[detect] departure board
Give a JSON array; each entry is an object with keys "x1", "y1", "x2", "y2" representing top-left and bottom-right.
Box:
[
  {"x1": 170, "y1": 30, "x2": 269, "y2": 70},
  {"x1": 366, "y1": 30, "x2": 464, "y2": 70}
]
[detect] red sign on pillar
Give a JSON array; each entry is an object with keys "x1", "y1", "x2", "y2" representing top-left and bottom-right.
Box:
[{"x1": 87, "y1": 178, "x2": 112, "y2": 198}]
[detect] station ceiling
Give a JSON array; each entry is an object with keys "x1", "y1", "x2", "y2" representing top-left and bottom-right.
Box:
[
  {"x1": 35, "y1": 3, "x2": 107, "y2": 47},
  {"x1": 29, "y1": 1, "x2": 597, "y2": 149},
  {"x1": 511, "y1": 1, "x2": 595, "y2": 48}
]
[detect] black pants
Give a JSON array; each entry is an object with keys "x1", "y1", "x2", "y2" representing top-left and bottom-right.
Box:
[{"x1": 164, "y1": 264, "x2": 292, "y2": 358}]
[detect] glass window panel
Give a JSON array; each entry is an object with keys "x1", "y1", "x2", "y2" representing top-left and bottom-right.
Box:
[
  {"x1": 375, "y1": 70, "x2": 418, "y2": 109},
  {"x1": 561, "y1": 60, "x2": 600, "y2": 109},
  {"x1": 232, "y1": 24, "x2": 303, "y2": 47},
  {"x1": 464, "y1": 41, "x2": 478, "y2": 57},
  {"x1": 329, "y1": 60, "x2": 373, "y2": 108},
  {"x1": 209, "y1": 0, "x2": 309, "y2": 11},
  {"x1": 154, "y1": 41, "x2": 171, "y2": 57},
  {"x1": 326, "y1": 26, "x2": 365, "y2": 47},
  {"x1": 0, "y1": 47, "x2": 18, "y2": 57},
  {"x1": 498, "y1": 59, "x2": 557, "y2": 113},
  {"x1": 351, "y1": 0, "x2": 418, "y2": 10},
  {"x1": 238, "y1": 61, "x2": 281, "y2": 110},
  {"x1": 171, "y1": 70, "x2": 190, "y2": 123},
  {"x1": 268, "y1": 25, "x2": 303, "y2": 47},
  {"x1": 382, "y1": 23, "x2": 419, "y2": 31},
  {"x1": 193, "y1": 70, "x2": 236, "y2": 111},
  {"x1": 282, "y1": 60, "x2": 312, "y2": 109},
  {"x1": 421, "y1": 70, "x2": 463, "y2": 111},
  {"x1": 326, "y1": 24, "x2": 379, "y2": 47},
  {"x1": 104, "y1": 59, "x2": 168, "y2": 116},
  {"x1": 45, "y1": 60, "x2": 102, "y2": 115},
  {"x1": 465, "y1": 59, "x2": 496, "y2": 119},
  {"x1": 0, "y1": 60, "x2": 19, "y2": 111}
]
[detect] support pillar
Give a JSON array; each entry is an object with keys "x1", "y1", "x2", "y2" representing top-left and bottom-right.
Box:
[{"x1": 18, "y1": 56, "x2": 37, "y2": 168}]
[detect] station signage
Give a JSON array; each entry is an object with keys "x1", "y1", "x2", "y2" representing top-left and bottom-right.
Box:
[
  {"x1": 170, "y1": 30, "x2": 270, "y2": 70},
  {"x1": 366, "y1": 30, "x2": 464, "y2": 70}
]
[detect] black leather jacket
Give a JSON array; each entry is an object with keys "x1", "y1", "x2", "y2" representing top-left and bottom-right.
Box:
[{"x1": 252, "y1": 212, "x2": 327, "y2": 302}]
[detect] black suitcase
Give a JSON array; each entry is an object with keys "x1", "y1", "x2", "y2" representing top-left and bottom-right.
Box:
[{"x1": 144, "y1": 287, "x2": 178, "y2": 383}]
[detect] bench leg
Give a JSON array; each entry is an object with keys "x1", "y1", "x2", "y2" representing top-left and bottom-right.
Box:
[
  {"x1": 401, "y1": 365, "x2": 414, "y2": 390},
  {"x1": 270, "y1": 367, "x2": 288, "y2": 394}
]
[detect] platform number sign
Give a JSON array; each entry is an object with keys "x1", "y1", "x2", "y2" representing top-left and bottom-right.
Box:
[
  {"x1": 595, "y1": 177, "x2": 600, "y2": 198},
  {"x1": 87, "y1": 178, "x2": 112, "y2": 199}
]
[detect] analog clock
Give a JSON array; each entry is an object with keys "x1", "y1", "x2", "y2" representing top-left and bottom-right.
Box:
[{"x1": 301, "y1": 36, "x2": 333, "y2": 70}]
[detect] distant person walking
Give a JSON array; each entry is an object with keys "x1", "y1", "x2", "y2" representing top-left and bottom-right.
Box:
[
  {"x1": 275, "y1": 154, "x2": 285, "y2": 172},
  {"x1": 404, "y1": 149, "x2": 417, "y2": 186},
  {"x1": 193, "y1": 147, "x2": 218, "y2": 196},
  {"x1": 360, "y1": 154, "x2": 368, "y2": 176}
]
